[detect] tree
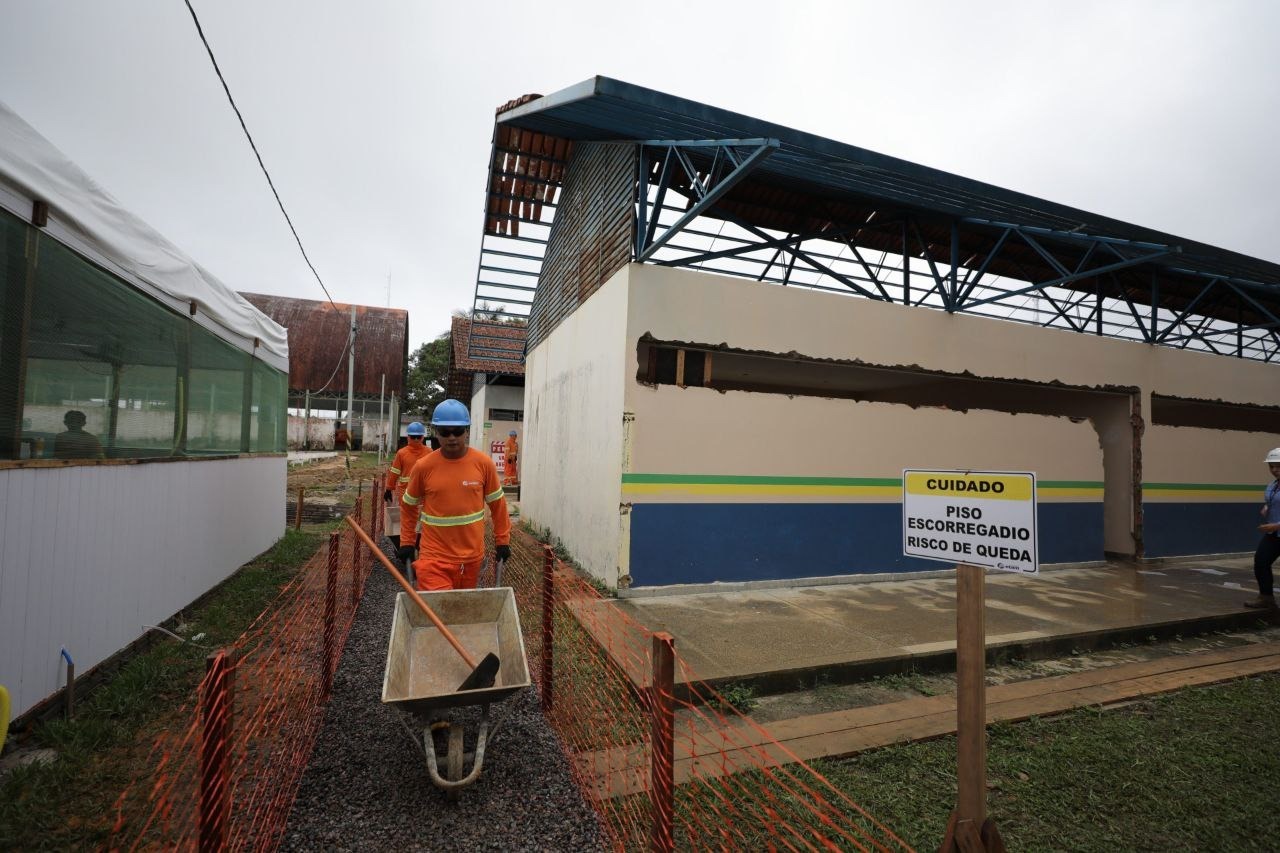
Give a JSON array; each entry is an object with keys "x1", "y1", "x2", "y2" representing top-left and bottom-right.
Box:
[{"x1": 402, "y1": 332, "x2": 451, "y2": 418}]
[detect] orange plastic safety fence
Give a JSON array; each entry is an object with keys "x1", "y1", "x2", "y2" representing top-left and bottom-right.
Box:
[
  {"x1": 108, "y1": 481, "x2": 381, "y2": 851},
  {"x1": 502, "y1": 527, "x2": 915, "y2": 852}
]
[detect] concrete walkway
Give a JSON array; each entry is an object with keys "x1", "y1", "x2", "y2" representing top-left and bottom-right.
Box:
[{"x1": 614, "y1": 556, "x2": 1276, "y2": 692}]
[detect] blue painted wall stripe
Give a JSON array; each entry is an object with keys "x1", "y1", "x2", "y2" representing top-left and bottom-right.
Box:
[
  {"x1": 629, "y1": 502, "x2": 1104, "y2": 587},
  {"x1": 1142, "y1": 502, "x2": 1263, "y2": 557}
]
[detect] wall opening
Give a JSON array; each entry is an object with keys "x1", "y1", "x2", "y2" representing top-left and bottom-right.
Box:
[
  {"x1": 637, "y1": 336, "x2": 1139, "y2": 555},
  {"x1": 1151, "y1": 394, "x2": 1279, "y2": 432}
]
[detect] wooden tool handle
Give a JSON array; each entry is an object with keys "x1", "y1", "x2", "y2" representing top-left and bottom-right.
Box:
[{"x1": 344, "y1": 516, "x2": 477, "y2": 669}]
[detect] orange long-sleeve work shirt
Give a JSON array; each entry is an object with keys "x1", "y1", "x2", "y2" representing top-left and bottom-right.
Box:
[
  {"x1": 400, "y1": 447, "x2": 510, "y2": 562},
  {"x1": 385, "y1": 442, "x2": 431, "y2": 499}
]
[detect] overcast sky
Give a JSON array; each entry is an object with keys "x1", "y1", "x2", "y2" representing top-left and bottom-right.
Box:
[{"x1": 2, "y1": 1, "x2": 1277, "y2": 351}]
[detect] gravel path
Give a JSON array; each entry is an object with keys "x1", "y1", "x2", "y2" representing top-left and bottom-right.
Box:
[{"x1": 281, "y1": 549, "x2": 606, "y2": 852}]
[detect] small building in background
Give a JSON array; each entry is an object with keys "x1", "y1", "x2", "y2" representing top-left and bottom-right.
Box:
[
  {"x1": 239, "y1": 293, "x2": 408, "y2": 453},
  {"x1": 0, "y1": 101, "x2": 289, "y2": 719},
  {"x1": 446, "y1": 316, "x2": 525, "y2": 472}
]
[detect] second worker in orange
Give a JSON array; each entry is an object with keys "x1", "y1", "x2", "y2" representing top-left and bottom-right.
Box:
[{"x1": 399, "y1": 399, "x2": 511, "y2": 591}]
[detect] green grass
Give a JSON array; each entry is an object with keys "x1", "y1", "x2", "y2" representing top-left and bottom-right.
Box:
[
  {"x1": 0, "y1": 529, "x2": 324, "y2": 851},
  {"x1": 807, "y1": 674, "x2": 1280, "y2": 852},
  {"x1": 600, "y1": 675, "x2": 1280, "y2": 851},
  {"x1": 711, "y1": 681, "x2": 760, "y2": 714}
]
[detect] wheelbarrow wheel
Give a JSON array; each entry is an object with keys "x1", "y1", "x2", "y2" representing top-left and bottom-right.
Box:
[{"x1": 446, "y1": 725, "x2": 464, "y2": 802}]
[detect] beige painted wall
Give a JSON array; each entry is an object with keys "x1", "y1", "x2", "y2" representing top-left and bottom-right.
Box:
[
  {"x1": 1145, "y1": 425, "x2": 1280, "y2": 489},
  {"x1": 627, "y1": 385, "x2": 1102, "y2": 487},
  {"x1": 523, "y1": 269, "x2": 630, "y2": 585}
]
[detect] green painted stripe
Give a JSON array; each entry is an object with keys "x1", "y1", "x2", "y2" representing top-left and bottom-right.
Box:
[
  {"x1": 622, "y1": 473, "x2": 902, "y2": 486},
  {"x1": 620, "y1": 473, "x2": 1103, "y2": 489},
  {"x1": 1142, "y1": 482, "x2": 1259, "y2": 492}
]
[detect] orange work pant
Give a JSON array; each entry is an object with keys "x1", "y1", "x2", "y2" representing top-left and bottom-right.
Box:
[
  {"x1": 504, "y1": 456, "x2": 518, "y2": 484},
  {"x1": 412, "y1": 556, "x2": 482, "y2": 591}
]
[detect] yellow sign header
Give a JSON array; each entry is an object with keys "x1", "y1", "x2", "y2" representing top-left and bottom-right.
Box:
[{"x1": 904, "y1": 471, "x2": 1033, "y2": 501}]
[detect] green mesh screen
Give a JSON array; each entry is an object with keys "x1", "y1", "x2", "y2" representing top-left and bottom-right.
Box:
[
  {"x1": 251, "y1": 357, "x2": 287, "y2": 453},
  {"x1": 189, "y1": 325, "x2": 248, "y2": 454},
  {"x1": 1, "y1": 206, "x2": 287, "y2": 461}
]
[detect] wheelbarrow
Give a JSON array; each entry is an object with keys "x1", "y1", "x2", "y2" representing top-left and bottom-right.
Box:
[
  {"x1": 383, "y1": 505, "x2": 400, "y2": 541},
  {"x1": 381, "y1": 586, "x2": 530, "y2": 799}
]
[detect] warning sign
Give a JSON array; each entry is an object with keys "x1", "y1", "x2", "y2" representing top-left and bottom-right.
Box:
[
  {"x1": 902, "y1": 470, "x2": 1038, "y2": 574},
  {"x1": 490, "y1": 441, "x2": 506, "y2": 475}
]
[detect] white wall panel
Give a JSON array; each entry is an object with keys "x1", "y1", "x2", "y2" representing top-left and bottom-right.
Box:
[
  {"x1": 0, "y1": 457, "x2": 285, "y2": 718},
  {"x1": 522, "y1": 267, "x2": 630, "y2": 586}
]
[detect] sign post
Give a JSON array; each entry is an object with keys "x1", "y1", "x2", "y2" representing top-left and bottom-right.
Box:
[{"x1": 904, "y1": 469, "x2": 1035, "y2": 853}]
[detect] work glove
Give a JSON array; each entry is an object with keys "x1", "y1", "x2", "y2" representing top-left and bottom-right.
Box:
[
  {"x1": 383, "y1": 488, "x2": 393, "y2": 504},
  {"x1": 395, "y1": 544, "x2": 416, "y2": 567},
  {"x1": 495, "y1": 544, "x2": 511, "y2": 563}
]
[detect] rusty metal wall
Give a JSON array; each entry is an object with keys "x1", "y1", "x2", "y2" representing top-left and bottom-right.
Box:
[
  {"x1": 527, "y1": 143, "x2": 635, "y2": 352},
  {"x1": 240, "y1": 294, "x2": 408, "y2": 397}
]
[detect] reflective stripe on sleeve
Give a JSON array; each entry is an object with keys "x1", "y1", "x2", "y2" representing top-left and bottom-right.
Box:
[
  {"x1": 422, "y1": 509, "x2": 485, "y2": 528},
  {"x1": 485, "y1": 487, "x2": 504, "y2": 503},
  {"x1": 389, "y1": 465, "x2": 401, "y2": 475},
  {"x1": 399, "y1": 476, "x2": 410, "y2": 484},
  {"x1": 402, "y1": 493, "x2": 421, "y2": 506}
]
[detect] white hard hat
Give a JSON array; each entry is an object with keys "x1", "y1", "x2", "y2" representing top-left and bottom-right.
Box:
[{"x1": 1267, "y1": 447, "x2": 1280, "y2": 464}]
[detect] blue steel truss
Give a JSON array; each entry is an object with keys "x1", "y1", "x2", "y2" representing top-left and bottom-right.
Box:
[{"x1": 470, "y1": 77, "x2": 1280, "y2": 364}]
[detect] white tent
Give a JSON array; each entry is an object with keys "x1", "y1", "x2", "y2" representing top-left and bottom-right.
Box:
[{"x1": 0, "y1": 99, "x2": 287, "y2": 370}]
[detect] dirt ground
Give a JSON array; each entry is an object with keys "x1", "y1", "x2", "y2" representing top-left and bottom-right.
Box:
[{"x1": 287, "y1": 452, "x2": 386, "y2": 508}]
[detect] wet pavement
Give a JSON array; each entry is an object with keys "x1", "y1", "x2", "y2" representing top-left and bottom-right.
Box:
[{"x1": 615, "y1": 556, "x2": 1277, "y2": 691}]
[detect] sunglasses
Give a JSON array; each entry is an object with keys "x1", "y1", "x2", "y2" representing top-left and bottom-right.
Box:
[{"x1": 435, "y1": 427, "x2": 467, "y2": 438}]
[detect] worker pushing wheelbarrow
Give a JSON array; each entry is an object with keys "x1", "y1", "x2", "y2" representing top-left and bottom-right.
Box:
[
  {"x1": 355, "y1": 399, "x2": 526, "y2": 797},
  {"x1": 350, "y1": 517, "x2": 528, "y2": 798}
]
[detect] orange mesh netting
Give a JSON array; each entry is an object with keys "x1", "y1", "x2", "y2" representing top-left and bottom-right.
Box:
[
  {"x1": 498, "y1": 526, "x2": 914, "y2": 852},
  {"x1": 108, "y1": 480, "x2": 382, "y2": 851}
]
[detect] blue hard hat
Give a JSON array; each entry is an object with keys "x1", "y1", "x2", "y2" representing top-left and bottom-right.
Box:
[
  {"x1": 406, "y1": 421, "x2": 426, "y2": 436},
  {"x1": 430, "y1": 399, "x2": 471, "y2": 427}
]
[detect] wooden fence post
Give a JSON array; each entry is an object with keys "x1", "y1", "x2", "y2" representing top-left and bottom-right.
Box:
[
  {"x1": 323, "y1": 532, "x2": 339, "y2": 698},
  {"x1": 541, "y1": 545, "x2": 555, "y2": 712},
  {"x1": 294, "y1": 486, "x2": 305, "y2": 530},
  {"x1": 650, "y1": 632, "x2": 676, "y2": 853},
  {"x1": 200, "y1": 650, "x2": 234, "y2": 853}
]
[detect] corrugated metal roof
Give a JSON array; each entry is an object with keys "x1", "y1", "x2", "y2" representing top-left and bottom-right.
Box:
[
  {"x1": 493, "y1": 76, "x2": 1280, "y2": 331},
  {"x1": 449, "y1": 316, "x2": 526, "y2": 374},
  {"x1": 240, "y1": 293, "x2": 408, "y2": 396}
]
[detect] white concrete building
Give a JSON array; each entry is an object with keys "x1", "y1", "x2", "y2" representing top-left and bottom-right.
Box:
[{"x1": 466, "y1": 78, "x2": 1280, "y2": 592}]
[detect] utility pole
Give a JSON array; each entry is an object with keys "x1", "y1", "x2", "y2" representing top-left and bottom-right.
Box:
[
  {"x1": 378, "y1": 373, "x2": 386, "y2": 464},
  {"x1": 346, "y1": 306, "x2": 356, "y2": 442}
]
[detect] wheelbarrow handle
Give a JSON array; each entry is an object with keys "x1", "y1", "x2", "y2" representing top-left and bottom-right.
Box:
[{"x1": 344, "y1": 515, "x2": 479, "y2": 669}]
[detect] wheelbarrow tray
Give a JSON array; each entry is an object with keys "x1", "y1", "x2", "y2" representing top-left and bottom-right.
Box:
[
  {"x1": 381, "y1": 587, "x2": 530, "y2": 715},
  {"x1": 384, "y1": 505, "x2": 401, "y2": 539}
]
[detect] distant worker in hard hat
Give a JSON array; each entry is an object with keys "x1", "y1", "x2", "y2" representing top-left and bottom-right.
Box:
[
  {"x1": 504, "y1": 429, "x2": 520, "y2": 485},
  {"x1": 1244, "y1": 447, "x2": 1280, "y2": 610},
  {"x1": 398, "y1": 399, "x2": 511, "y2": 591},
  {"x1": 54, "y1": 410, "x2": 105, "y2": 460},
  {"x1": 384, "y1": 421, "x2": 431, "y2": 506}
]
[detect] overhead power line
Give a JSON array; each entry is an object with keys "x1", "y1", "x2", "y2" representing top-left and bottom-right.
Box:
[{"x1": 182, "y1": 0, "x2": 338, "y2": 310}]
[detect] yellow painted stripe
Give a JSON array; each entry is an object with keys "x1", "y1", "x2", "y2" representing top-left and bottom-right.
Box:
[{"x1": 1144, "y1": 489, "x2": 1261, "y2": 502}]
